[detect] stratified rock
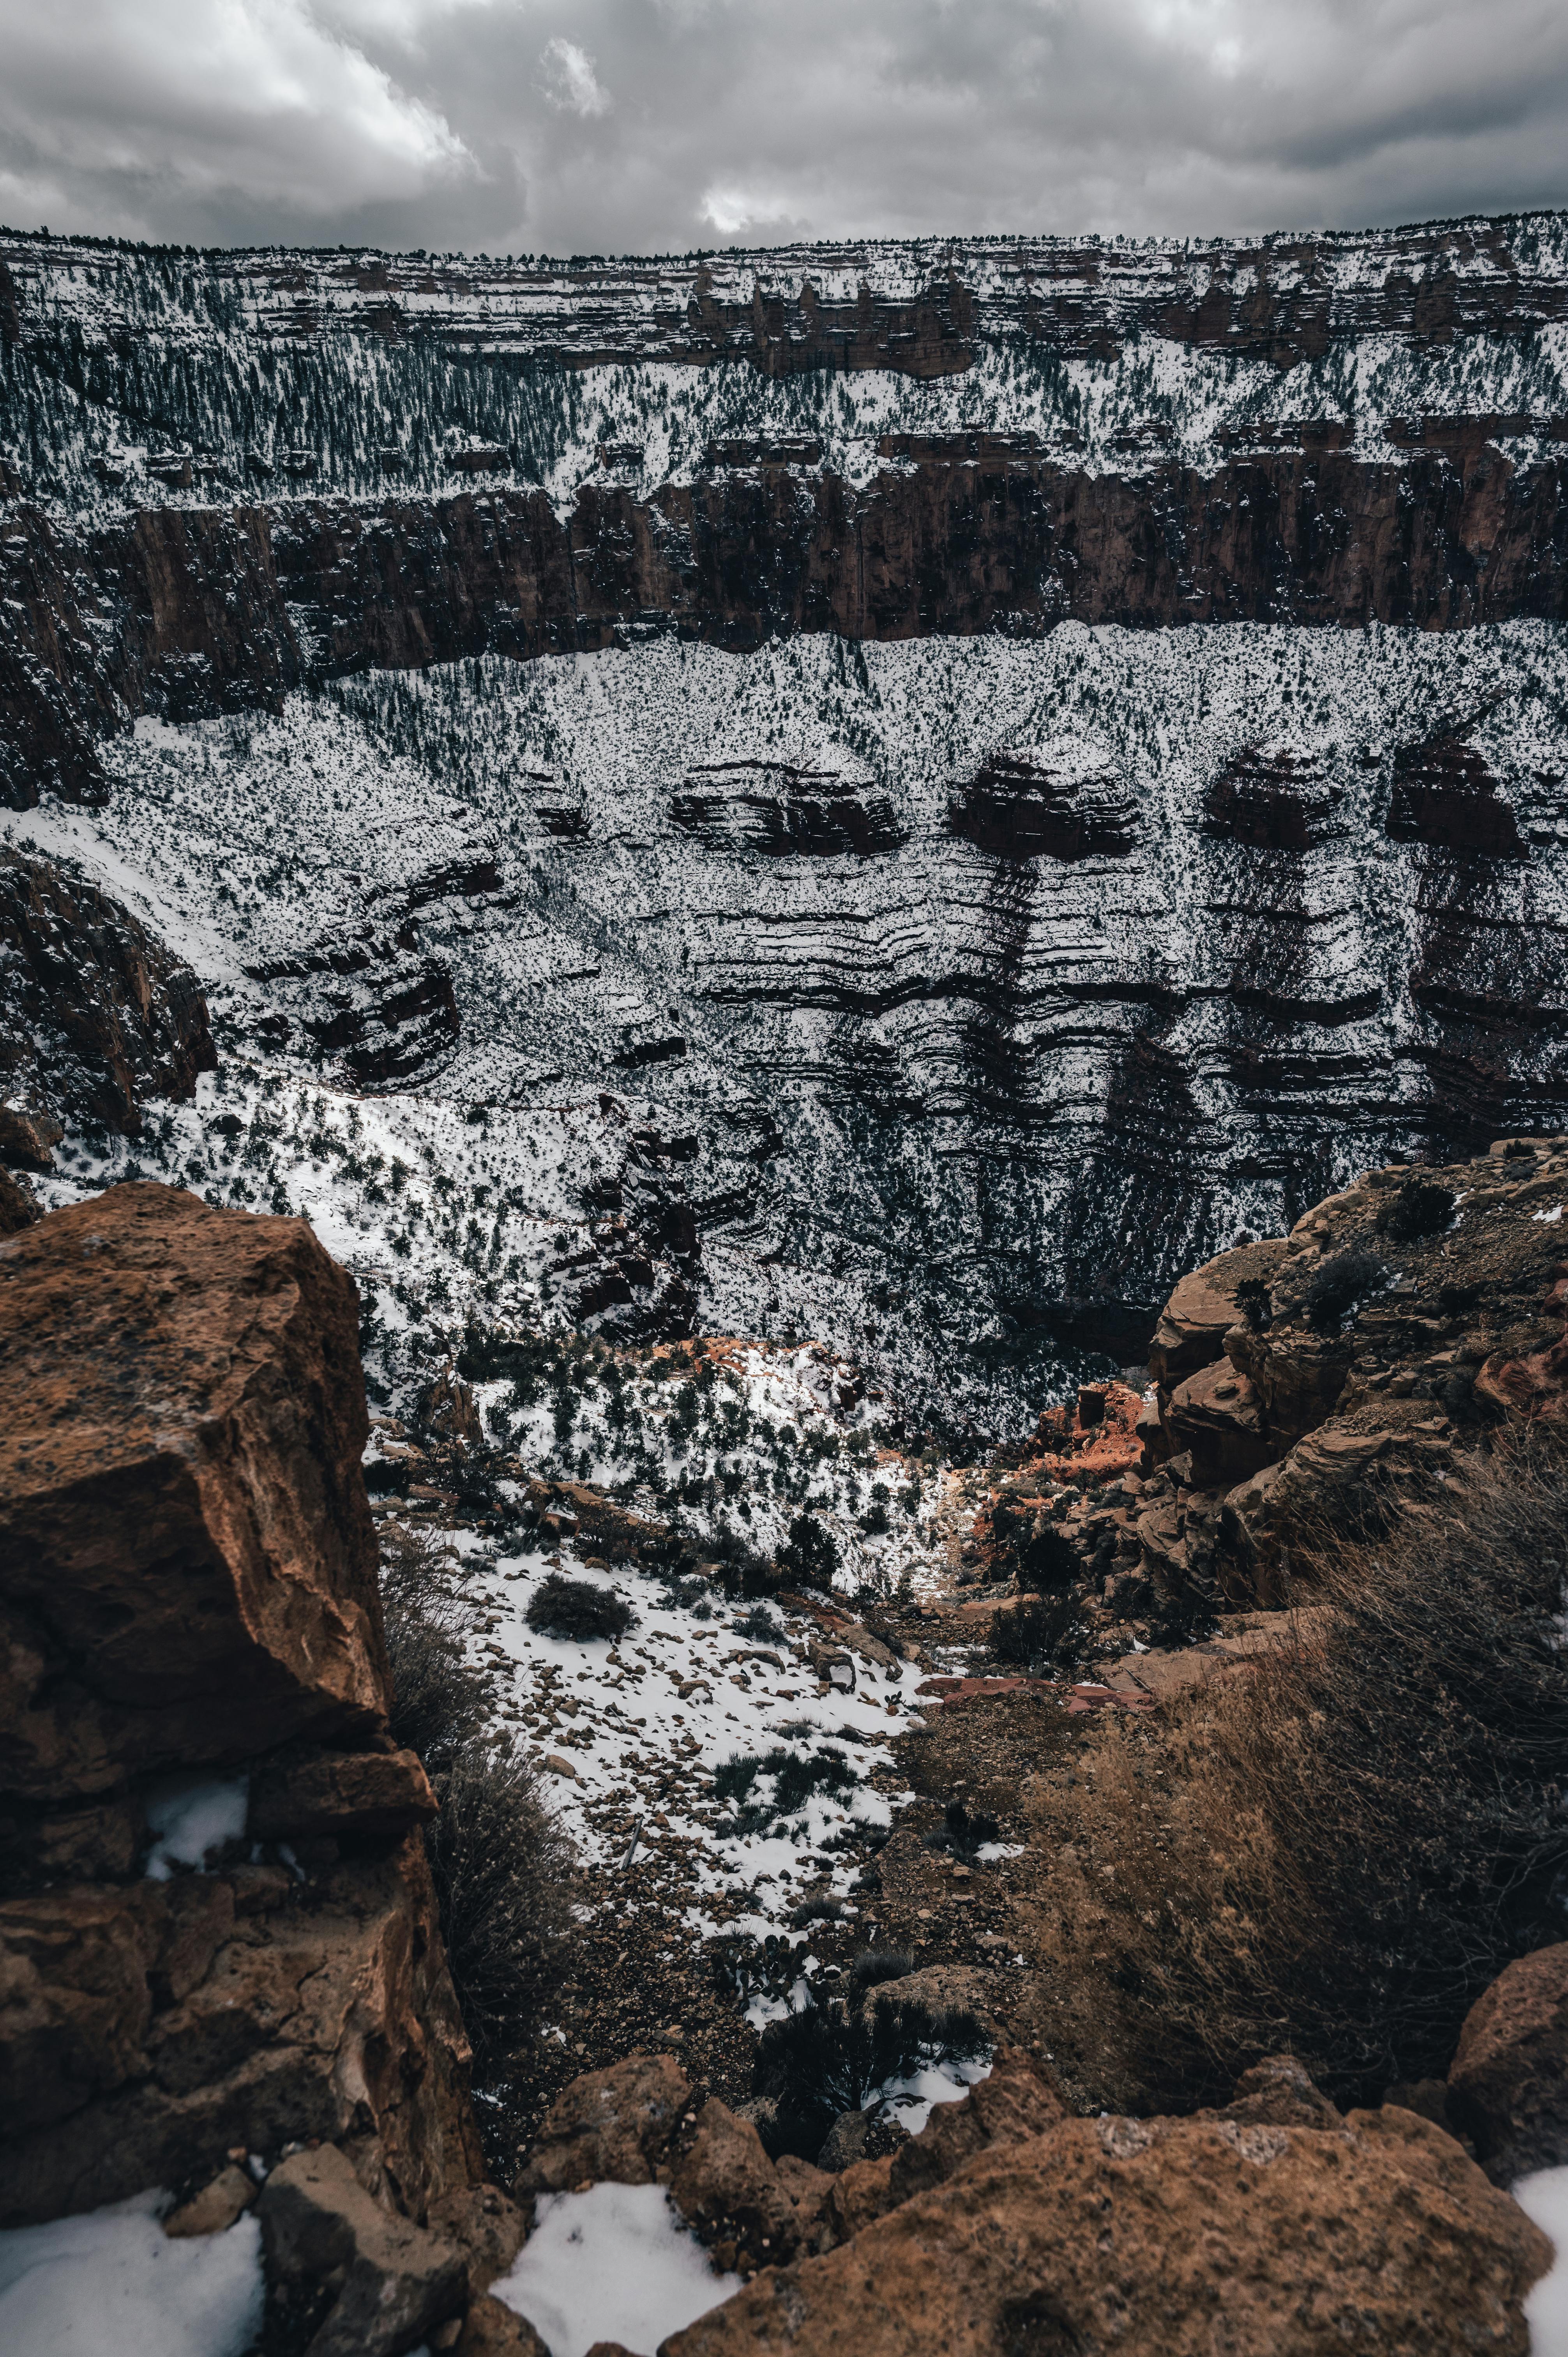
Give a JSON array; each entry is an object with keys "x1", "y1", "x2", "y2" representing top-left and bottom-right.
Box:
[
  {"x1": 0, "y1": 1838, "x2": 478, "y2": 2226},
  {"x1": 248, "y1": 1747, "x2": 437, "y2": 1842},
  {"x1": 1449, "y1": 1944, "x2": 1568, "y2": 2182},
  {"x1": 948, "y1": 748, "x2": 1137, "y2": 862},
  {"x1": 1144, "y1": 1241, "x2": 1286, "y2": 1390},
  {"x1": 0, "y1": 848, "x2": 214, "y2": 1136},
  {"x1": 258, "y1": 2141, "x2": 468, "y2": 2357},
  {"x1": 0, "y1": 1183, "x2": 388, "y2": 1800},
  {"x1": 417, "y1": 1368, "x2": 484, "y2": 1448},
  {"x1": 516, "y1": 2052, "x2": 692, "y2": 2194},
  {"x1": 666, "y1": 2106, "x2": 1549, "y2": 2357}
]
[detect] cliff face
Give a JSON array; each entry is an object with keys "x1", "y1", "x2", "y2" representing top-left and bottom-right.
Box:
[
  {"x1": 0, "y1": 1184, "x2": 481, "y2": 2238},
  {"x1": 6, "y1": 433, "x2": 1568, "y2": 809},
  {"x1": 2, "y1": 220, "x2": 1567, "y2": 1415}
]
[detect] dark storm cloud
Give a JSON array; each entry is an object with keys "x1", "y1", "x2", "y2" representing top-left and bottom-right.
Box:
[{"x1": 2, "y1": 0, "x2": 1566, "y2": 254}]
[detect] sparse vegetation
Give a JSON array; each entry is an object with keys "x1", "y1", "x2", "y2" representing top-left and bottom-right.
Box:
[
  {"x1": 1024, "y1": 1447, "x2": 1568, "y2": 2109},
  {"x1": 990, "y1": 1592, "x2": 1086, "y2": 1668},
  {"x1": 714, "y1": 1744, "x2": 858, "y2": 1834},
  {"x1": 379, "y1": 1527, "x2": 576, "y2": 2147},
  {"x1": 753, "y1": 1989, "x2": 991, "y2": 2162}
]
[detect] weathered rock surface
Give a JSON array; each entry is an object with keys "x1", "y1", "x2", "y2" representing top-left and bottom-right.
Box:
[
  {"x1": 0, "y1": 1182, "x2": 388, "y2": 1802},
  {"x1": 259, "y1": 2141, "x2": 468, "y2": 2357},
  {"x1": 0, "y1": 1181, "x2": 487, "y2": 2317},
  {"x1": 0, "y1": 847, "x2": 214, "y2": 1140},
  {"x1": 1449, "y1": 1942, "x2": 1568, "y2": 2183},
  {"x1": 666, "y1": 2103, "x2": 1549, "y2": 2357},
  {"x1": 994, "y1": 1139, "x2": 1568, "y2": 1619},
  {"x1": 516, "y1": 2050, "x2": 692, "y2": 2194}
]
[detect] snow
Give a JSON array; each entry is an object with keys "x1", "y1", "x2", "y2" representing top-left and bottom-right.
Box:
[
  {"x1": 1514, "y1": 2166, "x2": 1568, "y2": 2354},
  {"x1": 493, "y1": 2184, "x2": 741, "y2": 2357},
  {"x1": 142, "y1": 1775, "x2": 251, "y2": 1880},
  {"x1": 0, "y1": 2192, "x2": 263, "y2": 2357},
  {"x1": 878, "y1": 2051, "x2": 992, "y2": 2136}
]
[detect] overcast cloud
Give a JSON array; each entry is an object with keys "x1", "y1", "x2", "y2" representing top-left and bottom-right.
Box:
[{"x1": 2, "y1": 0, "x2": 1566, "y2": 256}]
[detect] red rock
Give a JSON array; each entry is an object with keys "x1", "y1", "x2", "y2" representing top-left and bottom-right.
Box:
[
  {"x1": 669, "y1": 2098, "x2": 800, "y2": 2255},
  {"x1": 1449, "y1": 1943, "x2": 1568, "y2": 2181},
  {"x1": 248, "y1": 1747, "x2": 437, "y2": 1841},
  {"x1": 0, "y1": 1183, "x2": 389, "y2": 1800}
]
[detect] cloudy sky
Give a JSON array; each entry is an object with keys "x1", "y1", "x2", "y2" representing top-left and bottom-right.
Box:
[{"x1": 2, "y1": 0, "x2": 1566, "y2": 257}]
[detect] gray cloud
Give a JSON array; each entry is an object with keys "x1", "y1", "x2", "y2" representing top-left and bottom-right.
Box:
[{"x1": 1, "y1": 0, "x2": 1565, "y2": 254}]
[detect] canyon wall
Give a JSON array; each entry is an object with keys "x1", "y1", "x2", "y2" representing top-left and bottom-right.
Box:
[{"x1": 2, "y1": 219, "x2": 1567, "y2": 1412}]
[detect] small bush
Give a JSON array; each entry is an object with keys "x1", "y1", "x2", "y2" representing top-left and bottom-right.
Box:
[
  {"x1": 848, "y1": 1947, "x2": 915, "y2": 1997},
  {"x1": 1375, "y1": 1178, "x2": 1457, "y2": 1243},
  {"x1": 715, "y1": 1745, "x2": 856, "y2": 1834},
  {"x1": 1303, "y1": 1244, "x2": 1387, "y2": 1335},
  {"x1": 732, "y1": 1603, "x2": 782, "y2": 1643},
  {"x1": 1234, "y1": 1277, "x2": 1273, "y2": 1333},
  {"x1": 525, "y1": 1572, "x2": 635, "y2": 1642},
  {"x1": 991, "y1": 1592, "x2": 1085, "y2": 1668},
  {"x1": 930, "y1": 1798, "x2": 1001, "y2": 1862},
  {"x1": 754, "y1": 1993, "x2": 991, "y2": 2161}
]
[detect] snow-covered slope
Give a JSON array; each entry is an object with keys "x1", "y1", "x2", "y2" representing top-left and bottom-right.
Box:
[{"x1": 8, "y1": 617, "x2": 1566, "y2": 1425}]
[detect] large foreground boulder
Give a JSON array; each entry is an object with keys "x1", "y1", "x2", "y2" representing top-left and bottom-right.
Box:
[
  {"x1": 667, "y1": 2104, "x2": 1549, "y2": 2357},
  {"x1": 0, "y1": 1185, "x2": 484, "y2": 2242},
  {"x1": 0, "y1": 1181, "x2": 389, "y2": 1802}
]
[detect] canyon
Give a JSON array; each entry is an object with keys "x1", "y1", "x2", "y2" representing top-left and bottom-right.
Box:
[{"x1": 4, "y1": 211, "x2": 1568, "y2": 2353}]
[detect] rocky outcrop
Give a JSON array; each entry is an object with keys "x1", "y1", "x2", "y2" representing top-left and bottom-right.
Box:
[
  {"x1": 0, "y1": 848, "x2": 214, "y2": 1154},
  {"x1": 6, "y1": 216, "x2": 1568, "y2": 382},
  {"x1": 0, "y1": 1182, "x2": 387, "y2": 1803},
  {"x1": 990, "y1": 1137, "x2": 1568, "y2": 1623},
  {"x1": 8, "y1": 436, "x2": 1568, "y2": 807},
  {"x1": 0, "y1": 1183, "x2": 489, "y2": 2312},
  {"x1": 665, "y1": 2097, "x2": 1549, "y2": 2357}
]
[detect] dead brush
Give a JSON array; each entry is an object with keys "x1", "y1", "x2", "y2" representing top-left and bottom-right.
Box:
[
  {"x1": 379, "y1": 1525, "x2": 577, "y2": 2115},
  {"x1": 1024, "y1": 1442, "x2": 1568, "y2": 2109}
]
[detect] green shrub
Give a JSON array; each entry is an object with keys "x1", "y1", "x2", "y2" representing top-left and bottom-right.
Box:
[
  {"x1": 525, "y1": 1573, "x2": 635, "y2": 1643},
  {"x1": 754, "y1": 1993, "x2": 990, "y2": 2162},
  {"x1": 715, "y1": 1745, "x2": 856, "y2": 1834}
]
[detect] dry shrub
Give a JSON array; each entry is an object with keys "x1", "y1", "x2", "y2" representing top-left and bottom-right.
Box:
[
  {"x1": 379, "y1": 1526, "x2": 577, "y2": 2103},
  {"x1": 1026, "y1": 1444, "x2": 1568, "y2": 2108}
]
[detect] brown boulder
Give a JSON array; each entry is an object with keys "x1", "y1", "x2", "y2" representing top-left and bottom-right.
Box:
[
  {"x1": 517, "y1": 2052, "x2": 691, "y2": 2194},
  {"x1": 258, "y1": 2140, "x2": 468, "y2": 2357},
  {"x1": 667, "y1": 2106, "x2": 1549, "y2": 2357},
  {"x1": 0, "y1": 1838, "x2": 479, "y2": 2227},
  {"x1": 823, "y1": 2051, "x2": 1064, "y2": 2246},
  {"x1": 0, "y1": 1184, "x2": 389, "y2": 1800},
  {"x1": 249, "y1": 1747, "x2": 437, "y2": 1842},
  {"x1": 456, "y1": 2293, "x2": 551, "y2": 2357},
  {"x1": 1147, "y1": 1240, "x2": 1290, "y2": 1388},
  {"x1": 164, "y1": 2161, "x2": 257, "y2": 2237},
  {"x1": 669, "y1": 2099, "x2": 799, "y2": 2256},
  {"x1": 0, "y1": 1164, "x2": 41, "y2": 1234},
  {"x1": 1164, "y1": 1356, "x2": 1273, "y2": 1484},
  {"x1": 0, "y1": 1104, "x2": 62, "y2": 1170},
  {"x1": 429, "y1": 2182, "x2": 528, "y2": 2292},
  {"x1": 1449, "y1": 1943, "x2": 1568, "y2": 2182}
]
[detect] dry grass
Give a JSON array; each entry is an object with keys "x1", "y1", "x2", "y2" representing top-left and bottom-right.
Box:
[
  {"x1": 1024, "y1": 1444, "x2": 1568, "y2": 2109},
  {"x1": 379, "y1": 1526, "x2": 577, "y2": 2114}
]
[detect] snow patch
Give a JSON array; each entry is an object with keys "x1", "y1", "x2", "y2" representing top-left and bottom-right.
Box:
[
  {"x1": 494, "y1": 2183, "x2": 740, "y2": 2357},
  {"x1": 0, "y1": 2191, "x2": 263, "y2": 2357},
  {"x1": 142, "y1": 1775, "x2": 250, "y2": 1880}
]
